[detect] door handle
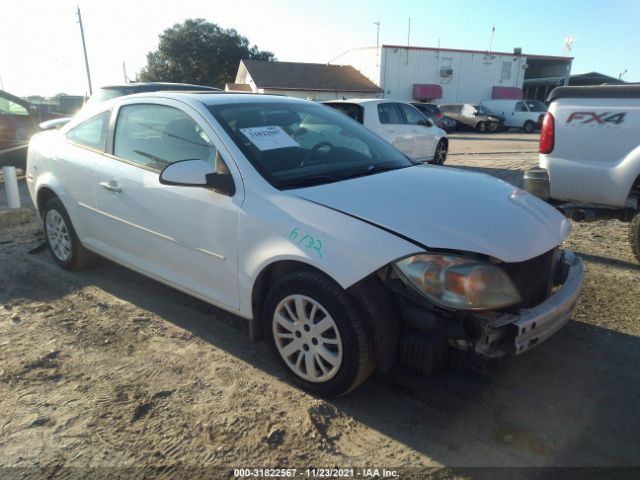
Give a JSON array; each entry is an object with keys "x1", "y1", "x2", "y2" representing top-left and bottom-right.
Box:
[{"x1": 100, "y1": 181, "x2": 122, "y2": 193}]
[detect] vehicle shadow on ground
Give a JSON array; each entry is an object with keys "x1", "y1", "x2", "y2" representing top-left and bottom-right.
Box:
[
  {"x1": 574, "y1": 252, "x2": 640, "y2": 272},
  {"x1": 10, "y1": 249, "x2": 640, "y2": 467}
]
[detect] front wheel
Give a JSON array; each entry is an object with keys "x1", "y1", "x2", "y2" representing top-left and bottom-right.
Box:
[
  {"x1": 629, "y1": 212, "x2": 640, "y2": 263},
  {"x1": 476, "y1": 121, "x2": 487, "y2": 133},
  {"x1": 263, "y1": 270, "x2": 375, "y2": 396},
  {"x1": 433, "y1": 140, "x2": 448, "y2": 165}
]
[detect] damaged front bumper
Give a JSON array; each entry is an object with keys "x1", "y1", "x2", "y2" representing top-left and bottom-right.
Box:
[{"x1": 471, "y1": 251, "x2": 584, "y2": 357}]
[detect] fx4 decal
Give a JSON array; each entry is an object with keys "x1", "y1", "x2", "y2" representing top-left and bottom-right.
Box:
[{"x1": 566, "y1": 111, "x2": 626, "y2": 126}]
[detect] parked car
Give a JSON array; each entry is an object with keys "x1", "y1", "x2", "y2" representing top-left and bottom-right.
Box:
[
  {"x1": 0, "y1": 90, "x2": 61, "y2": 168},
  {"x1": 410, "y1": 103, "x2": 457, "y2": 132},
  {"x1": 40, "y1": 82, "x2": 221, "y2": 131},
  {"x1": 481, "y1": 99, "x2": 547, "y2": 133},
  {"x1": 439, "y1": 103, "x2": 502, "y2": 132},
  {"x1": 27, "y1": 92, "x2": 584, "y2": 396},
  {"x1": 323, "y1": 99, "x2": 448, "y2": 164},
  {"x1": 524, "y1": 84, "x2": 640, "y2": 261}
]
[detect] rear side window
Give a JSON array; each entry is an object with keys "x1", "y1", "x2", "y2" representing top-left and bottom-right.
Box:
[
  {"x1": 324, "y1": 103, "x2": 364, "y2": 124},
  {"x1": 66, "y1": 111, "x2": 110, "y2": 151},
  {"x1": 113, "y1": 104, "x2": 217, "y2": 171},
  {"x1": 377, "y1": 103, "x2": 404, "y2": 124}
]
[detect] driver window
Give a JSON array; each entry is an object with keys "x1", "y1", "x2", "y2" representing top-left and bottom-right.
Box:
[{"x1": 113, "y1": 104, "x2": 217, "y2": 172}]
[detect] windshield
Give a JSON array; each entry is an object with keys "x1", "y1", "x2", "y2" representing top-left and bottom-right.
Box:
[
  {"x1": 207, "y1": 101, "x2": 413, "y2": 189},
  {"x1": 525, "y1": 100, "x2": 548, "y2": 112}
]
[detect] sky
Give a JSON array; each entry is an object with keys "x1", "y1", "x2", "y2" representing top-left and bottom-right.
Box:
[{"x1": 1, "y1": 0, "x2": 638, "y2": 97}]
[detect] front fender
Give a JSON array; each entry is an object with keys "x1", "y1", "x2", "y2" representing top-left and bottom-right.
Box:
[{"x1": 237, "y1": 179, "x2": 422, "y2": 318}]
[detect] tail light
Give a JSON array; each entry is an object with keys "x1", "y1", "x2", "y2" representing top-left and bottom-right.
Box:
[
  {"x1": 539, "y1": 112, "x2": 555, "y2": 154},
  {"x1": 435, "y1": 112, "x2": 443, "y2": 119}
]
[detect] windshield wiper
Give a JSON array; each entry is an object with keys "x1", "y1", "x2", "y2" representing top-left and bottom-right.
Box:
[{"x1": 339, "y1": 163, "x2": 413, "y2": 180}]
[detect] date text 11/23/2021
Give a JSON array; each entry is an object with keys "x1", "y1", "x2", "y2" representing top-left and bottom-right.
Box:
[{"x1": 233, "y1": 468, "x2": 399, "y2": 478}]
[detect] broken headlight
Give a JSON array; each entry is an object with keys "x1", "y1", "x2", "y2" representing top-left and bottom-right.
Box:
[{"x1": 394, "y1": 254, "x2": 521, "y2": 311}]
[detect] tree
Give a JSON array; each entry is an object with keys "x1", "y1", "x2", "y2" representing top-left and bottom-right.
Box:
[{"x1": 138, "y1": 19, "x2": 275, "y2": 88}]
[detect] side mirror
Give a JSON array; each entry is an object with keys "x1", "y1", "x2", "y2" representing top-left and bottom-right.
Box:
[{"x1": 159, "y1": 159, "x2": 235, "y2": 196}]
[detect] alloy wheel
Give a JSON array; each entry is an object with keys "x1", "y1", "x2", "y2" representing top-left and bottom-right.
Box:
[{"x1": 46, "y1": 209, "x2": 71, "y2": 262}]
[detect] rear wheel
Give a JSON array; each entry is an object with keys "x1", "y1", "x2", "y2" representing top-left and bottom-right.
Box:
[
  {"x1": 433, "y1": 140, "x2": 448, "y2": 165},
  {"x1": 523, "y1": 121, "x2": 536, "y2": 133},
  {"x1": 476, "y1": 121, "x2": 487, "y2": 133},
  {"x1": 629, "y1": 212, "x2": 640, "y2": 263},
  {"x1": 43, "y1": 197, "x2": 95, "y2": 270},
  {"x1": 263, "y1": 270, "x2": 375, "y2": 396}
]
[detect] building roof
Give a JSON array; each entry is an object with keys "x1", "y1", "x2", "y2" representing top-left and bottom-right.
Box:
[
  {"x1": 240, "y1": 60, "x2": 383, "y2": 93},
  {"x1": 380, "y1": 44, "x2": 573, "y2": 61}
]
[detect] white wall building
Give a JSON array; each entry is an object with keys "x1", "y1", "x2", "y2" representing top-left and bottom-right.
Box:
[{"x1": 332, "y1": 45, "x2": 573, "y2": 104}]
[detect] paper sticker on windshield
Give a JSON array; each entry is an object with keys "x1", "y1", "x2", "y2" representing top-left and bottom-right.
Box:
[{"x1": 240, "y1": 125, "x2": 299, "y2": 151}]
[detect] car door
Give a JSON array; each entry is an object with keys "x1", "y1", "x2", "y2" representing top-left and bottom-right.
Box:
[
  {"x1": 90, "y1": 99, "x2": 241, "y2": 310},
  {"x1": 513, "y1": 101, "x2": 529, "y2": 128},
  {"x1": 52, "y1": 110, "x2": 111, "y2": 241},
  {"x1": 0, "y1": 92, "x2": 38, "y2": 160},
  {"x1": 375, "y1": 102, "x2": 413, "y2": 156},
  {"x1": 398, "y1": 103, "x2": 436, "y2": 162}
]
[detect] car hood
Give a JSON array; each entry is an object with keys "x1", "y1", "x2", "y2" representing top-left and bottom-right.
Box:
[{"x1": 290, "y1": 166, "x2": 570, "y2": 263}]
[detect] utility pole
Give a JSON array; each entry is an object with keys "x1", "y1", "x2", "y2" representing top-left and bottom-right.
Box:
[
  {"x1": 406, "y1": 18, "x2": 411, "y2": 65},
  {"x1": 0, "y1": 75, "x2": 4, "y2": 90},
  {"x1": 122, "y1": 61, "x2": 129, "y2": 83},
  {"x1": 76, "y1": 6, "x2": 93, "y2": 95},
  {"x1": 488, "y1": 26, "x2": 495, "y2": 54},
  {"x1": 373, "y1": 21, "x2": 380, "y2": 47}
]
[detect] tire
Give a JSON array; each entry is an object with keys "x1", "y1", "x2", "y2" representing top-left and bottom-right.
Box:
[
  {"x1": 42, "y1": 197, "x2": 95, "y2": 270},
  {"x1": 263, "y1": 270, "x2": 375, "y2": 396},
  {"x1": 523, "y1": 121, "x2": 536, "y2": 133},
  {"x1": 433, "y1": 140, "x2": 448, "y2": 165},
  {"x1": 629, "y1": 212, "x2": 640, "y2": 263},
  {"x1": 476, "y1": 121, "x2": 487, "y2": 133}
]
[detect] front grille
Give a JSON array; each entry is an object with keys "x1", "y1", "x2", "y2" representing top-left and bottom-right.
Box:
[{"x1": 501, "y1": 248, "x2": 557, "y2": 309}]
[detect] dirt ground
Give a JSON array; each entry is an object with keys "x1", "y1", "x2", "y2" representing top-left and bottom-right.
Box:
[{"x1": 1, "y1": 133, "x2": 639, "y2": 478}]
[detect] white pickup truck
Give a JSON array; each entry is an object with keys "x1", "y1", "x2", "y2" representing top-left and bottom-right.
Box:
[{"x1": 525, "y1": 85, "x2": 640, "y2": 261}]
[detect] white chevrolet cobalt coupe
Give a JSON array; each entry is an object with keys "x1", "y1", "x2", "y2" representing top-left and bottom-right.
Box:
[{"x1": 27, "y1": 92, "x2": 584, "y2": 396}]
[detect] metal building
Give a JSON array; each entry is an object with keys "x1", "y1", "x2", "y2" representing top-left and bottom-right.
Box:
[
  {"x1": 331, "y1": 45, "x2": 573, "y2": 103},
  {"x1": 232, "y1": 60, "x2": 383, "y2": 101}
]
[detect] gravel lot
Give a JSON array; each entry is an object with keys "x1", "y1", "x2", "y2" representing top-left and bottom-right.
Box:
[{"x1": 1, "y1": 132, "x2": 639, "y2": 478}]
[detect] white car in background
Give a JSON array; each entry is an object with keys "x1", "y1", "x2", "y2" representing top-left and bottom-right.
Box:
[
  {"x1": 480, "y1": 99, "x2": 547, "y2": 133},
  {"x1": 27, "y1": 92, "x2": 583, "y2": 396},
  {"x1": 323, "y1": 99, "x2": 449, "y2": 165}
]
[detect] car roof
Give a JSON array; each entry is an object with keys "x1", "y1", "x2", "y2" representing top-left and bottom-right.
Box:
[
  {"x1": 113, "y1": 91, "x2": 310, "y2": 107},
  {"x1": 97, "y1": 82, "x2": 219, "y2": 91},
  {"x1": 321, "y1": 98, "x2": 395, "y2": 105}
]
